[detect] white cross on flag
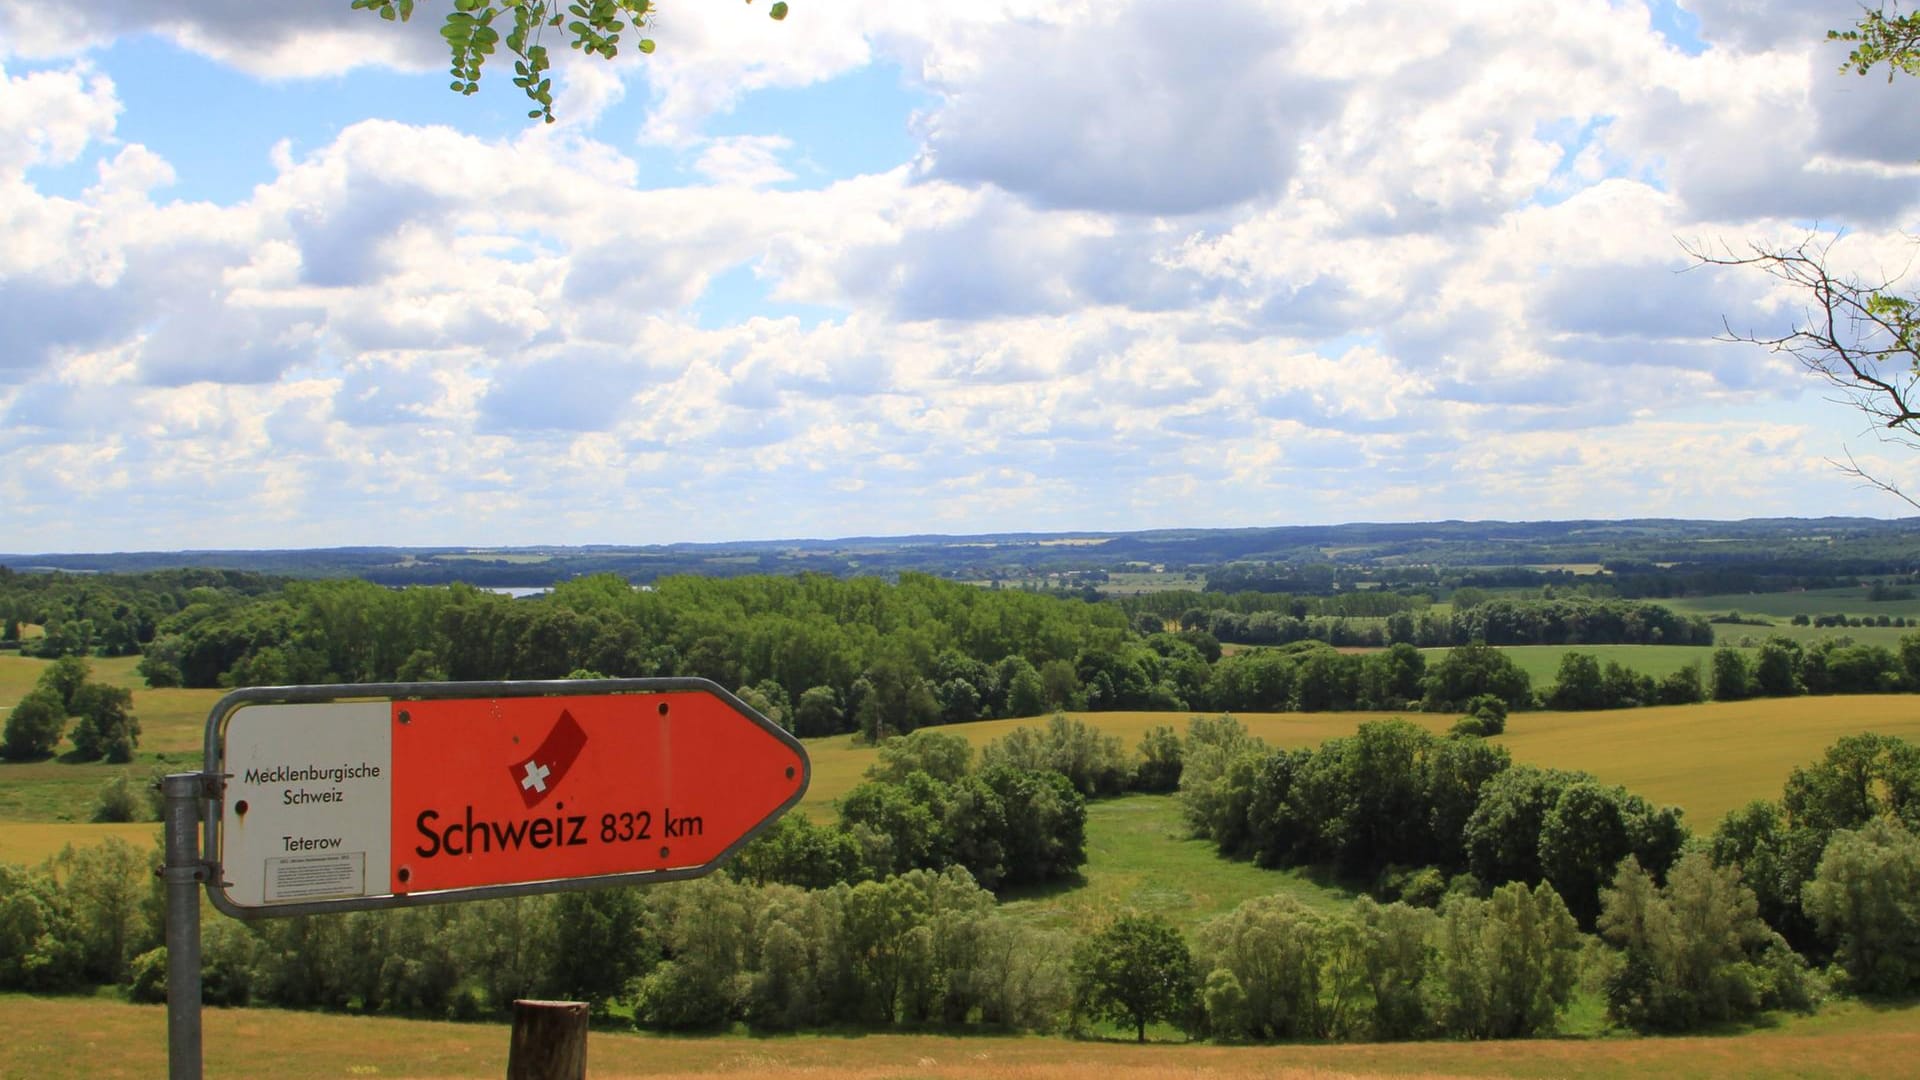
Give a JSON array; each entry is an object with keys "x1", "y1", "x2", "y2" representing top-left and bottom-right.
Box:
[{"x1": 507, "y1": 709, "x2": 588, "y2": 808}]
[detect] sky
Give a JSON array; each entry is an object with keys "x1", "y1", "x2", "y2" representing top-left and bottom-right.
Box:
[{"x1": 3, "y1": 0, "x2": 1920, "y2": 553}]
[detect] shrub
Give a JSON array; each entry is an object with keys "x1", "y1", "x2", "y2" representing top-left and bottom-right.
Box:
[
  {"x1": 126, "y1": 947, "x2": 168, "y2": 1004},
  {"x1": 91, "y1": 774, "x2": 145, "y2": 823}
]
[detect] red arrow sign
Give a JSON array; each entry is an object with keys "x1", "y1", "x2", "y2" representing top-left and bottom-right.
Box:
[{"x1": 390, "y1": 688, "x2": 806, "y2": 896}]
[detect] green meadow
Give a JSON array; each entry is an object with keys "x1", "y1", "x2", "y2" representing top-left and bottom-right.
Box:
[
  {"x1": 1422, "y1": 643, "x2": 1717, "y2": 683},
  {"x1": 4, "y1": 992, "x2": 1917, "y2": 1080},
  {"x1": 999, "y1": 793, "x2": 1359, "y2": 935}
]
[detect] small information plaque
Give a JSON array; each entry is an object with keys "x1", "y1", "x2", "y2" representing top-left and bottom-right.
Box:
[{"x1": 266, "y1": 852, "x2": 366, "y2": 903}]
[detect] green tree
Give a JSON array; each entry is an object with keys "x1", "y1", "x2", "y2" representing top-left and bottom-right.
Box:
[
  {"x1": 1802, "y1": 818, "x2": 1920, "y2": 996},
  {"x1": 548, "y1": 888, "x2": 654, "y2": 1013},
  {"x1": 1134, "y1": 724, "x2": 1183, "y2": 792},
  {"x1": 792, "y1": 685, "x2": 842, "y2": 737},
  {"x1": 1599, "y1": 852, "x2": 1811, "y2": 1031},
  {"x1": 981, "y1": 765, "x2": 1086, "y2": 887},
  {"x1": 633, "y1": 877, "x2": 752, "y2": 1028},
  {"x1": 1546, "y1": 652, "x2": 1607, "y2": 711},
  {"x1": 1073, "y1": 913, "x2": 1193, "y2": 1042},
  {"x1": 727, "y1": 813, "x2": 868, "y2": 890},
  {"x1": 1782, "y1": 732, "x2": 1920, "y2": 833},
  {"x1": 0, "y1": 863, "x2": 85, "y2": 990},
  {"x1": 868, "y1": 729, "x2": 973, "y2": 785},
  {"x1": 1355, "y1": 897, "x2": 1438, "y2": 1040},
  {"x1": 36, "y1": 655, "x2": 91, "y2": 712},
  {"x1": 68, "y1": 683, "x2": 140, "y2": 763},
  {"x1": 1710, "y1": 647, "x2": 1754, "y2": 701},
  {"x1": 1432, "y1": 881, "x2": 1581, "y2": 1039},
  {"x1": 51, "y1": 837, "x2": 158, "y2": 985},
  {"x1": 1656, "y1": 663, "x2": 1706, "y2": 705},
  {"x1": 1001, "y1": 657, "x2": 1050, "y2": 717},
  {"x1": 1539, "y1": 781, "x2": 1687, "y2": 928},
  {"x1": 1038, "y1": 658, "x2": 1081, "y2": 710},
  {"x1": 1754, "y1": 636, "x2": 1805, "y2": 697},
  {"x1": 1424, "y1": 734, "x2": 1512, "y2": 872},
  {"x1": 853, "y1": 654, "x2": 939, "y2": 743},
  {"x1": 2, "y1": 687, "x2": 66, "y2": 761},
  {"x1": 91, "y1": 774, "x2": 146, "y2": 823},
  {"x1": 980, "y1": 713, "x2": 1128, "y2": 797},
  {"x1": 1195, "y1": 895, "x2": 1366, "y2": 1040},
  {"x1": 1463, "y1": 765, "x2": 1581, "y2": 887},
  {"x1": 1422, "y1": 642, "x2": 1531, "y2": 713}
]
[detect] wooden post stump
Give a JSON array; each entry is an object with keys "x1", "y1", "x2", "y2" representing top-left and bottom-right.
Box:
[{"x1": 507, "y1": 999, "x2": 588, "y2": 1080}]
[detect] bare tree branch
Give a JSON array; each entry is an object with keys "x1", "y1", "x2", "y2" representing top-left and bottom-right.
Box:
[{"x1": 1684, "y1": 235, "x2": 1920, "y2": 497}]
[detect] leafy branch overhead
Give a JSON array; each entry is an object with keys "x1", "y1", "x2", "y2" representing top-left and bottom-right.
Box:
[
  {"x1": 349, "y1": 0, "x2": 789, "y2": 123},
  {"x1": 1829, "y1": 6, "x2": 1920, "y2": 81}
]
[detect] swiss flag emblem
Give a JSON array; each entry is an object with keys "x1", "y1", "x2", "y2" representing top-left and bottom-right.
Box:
[{"x1": 508, "y1": 709, "x2": 589, "y2": 808}]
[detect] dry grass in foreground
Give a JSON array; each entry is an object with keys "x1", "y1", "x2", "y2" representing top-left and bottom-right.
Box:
[{"x1": 6, "y1": 994, "x2": 1919, "y2": 1080}]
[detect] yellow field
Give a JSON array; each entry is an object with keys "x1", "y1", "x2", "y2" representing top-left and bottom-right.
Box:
[
  {"x1": 799, "y1": 699, "x2": 1920, "y2": 829},
  {"x1": 1498, "y1": 696, "x2": 1920, "y2": 827},
  {"x1": 4, "y1": 994, "x2": 1915, "y2": 1080},
  {"x1": 0, "y1": 822, "x2": 158, "y2": 866}
]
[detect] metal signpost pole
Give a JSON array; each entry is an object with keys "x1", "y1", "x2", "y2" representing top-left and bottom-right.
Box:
[{"x1": 161, "y1": 771, "x2": 210, "y2": 1080}]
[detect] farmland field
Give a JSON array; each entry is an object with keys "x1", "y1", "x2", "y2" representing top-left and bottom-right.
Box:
[
  {"x1": 1495, "y1": 695, "x2": 1920, "y2": 827},
  {"x1": 4, "y1": 993, "x2": 1917, "y2": 1080},
  {"x1": 1663, "y1": 585, "x2": 1920, "y2": 621},
  {"x1": 0, "y1": 821, "x2": 157, "y2": 866},
  {"x1": 1706, "y1": 621, "x2": 1917, "y2": 649},
  {"x1": 799, "y1": 698, "x2": 1920, "y2": 828}
]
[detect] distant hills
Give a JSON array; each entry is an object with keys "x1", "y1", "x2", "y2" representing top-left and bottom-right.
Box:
[{"x1": 6, "y1": 517, "x2": 1920, "y2": 587}]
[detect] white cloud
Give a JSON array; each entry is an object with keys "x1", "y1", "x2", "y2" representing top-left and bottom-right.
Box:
[
  {"x1": 693, "y1": 135, "x2": 794, "y2": 187},
  {"x1": 4, "y1": 1, "x2": 1920, "y2": 551},
  {"x1": 0, "y1": 0, "x2": 441, "y2": 76},
  {"x1": 918, "y1": 0, "x2": 1341, "y2": 216}
]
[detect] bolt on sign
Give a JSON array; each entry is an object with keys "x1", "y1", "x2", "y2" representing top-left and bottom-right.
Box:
[{"x1": 205, "y1": 679, "x2": 809, "y2": 918}]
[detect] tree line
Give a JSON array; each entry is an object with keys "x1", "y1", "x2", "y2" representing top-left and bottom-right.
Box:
[
  {"x1": 0, "y1": 567, "x2": 278, "y2": 660},
  {"x1": 7, "y1": 727, "x2": 1913, "y2": 1040}
]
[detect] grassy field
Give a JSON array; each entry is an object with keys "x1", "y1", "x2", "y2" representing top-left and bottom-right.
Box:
[
  {"x1": 1001, "y1": 794, "x2": 1357, "y2": 934},
  {"x1": 1421, "y1": 644, "x2": 1716, "y2": 684},
  {"x1": 0, "y1": 653, "x2": 216, "y2": 831},
  {"x1": 1664, "y1": 585, "x2": 1920, "y2": 621},
  {"x1": 5, "y1": 993, "x2": 1917, "y2": 1080},
  {"x1": 1706, "y1": 622, "x2": 1917, "y2": 649}
]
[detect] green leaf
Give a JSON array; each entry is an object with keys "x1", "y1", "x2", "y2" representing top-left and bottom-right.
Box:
[
  {"x1": 770, "y1": 2, "x2": 788, "y2": 20},
  {"x1": 638, "y1": 37, "x2": 654, "y2": 54}
]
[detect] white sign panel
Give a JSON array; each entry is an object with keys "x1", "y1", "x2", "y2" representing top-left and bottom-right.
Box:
[{"x1": 219, "y1": 702, "x2": 392, "y2": 909}]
